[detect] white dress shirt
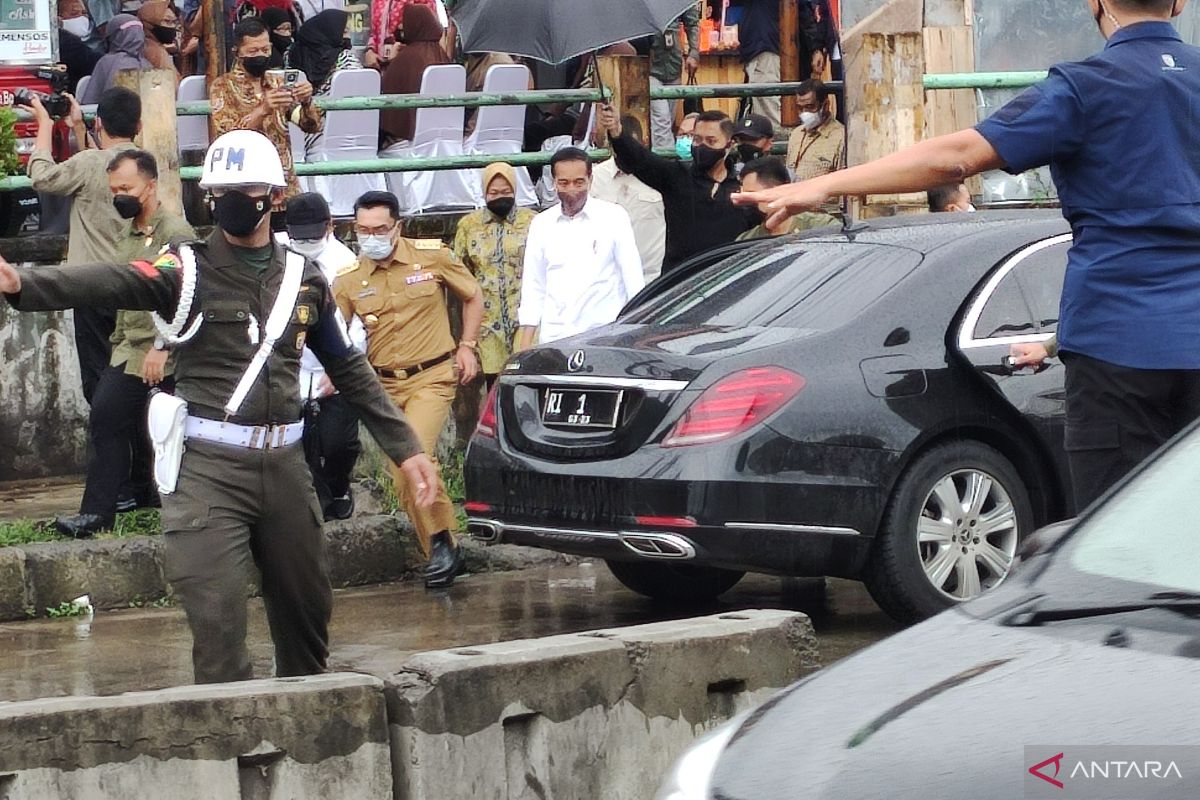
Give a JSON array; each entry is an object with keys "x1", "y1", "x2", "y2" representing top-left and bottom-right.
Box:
[
  {"x1": 518, "y1": 196, "x2": 645, "y2": 345},
  {"x1": 275, "y1": 232, "x2": 367, "y2": 400},
  {"x1": 589, "y1": 157, "x2": 666, "y2": 282}
]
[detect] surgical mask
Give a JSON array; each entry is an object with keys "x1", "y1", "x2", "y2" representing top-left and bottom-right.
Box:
[
  {"x1": 486, "y1": 196, "x2": 515, "y2": 219},
  {"x1": 691, "y1": 143, "x2": 727, "y2": 173},
  {"x1": 152, "y1": 24, "x2": 177, "y2": 45},
  {"x1": 112, "y1": 194, "x2": 142, "y2": 220},
  {"x1": 212, "y1": 191, "x2": 269, "y2": 237},
  {"x1": 241, "y1": 55, "x2": 271, "y2": 77},
  {"x1": 290, "y1": 237, "x2": 327, "y2": 258},
  {"x1": 675, "y1": 136, "x2": 693, "y2": 159},
  {"x1": 799, "y1": 111, "x2": 822, "y2": 131},
  {"x1": 62, "y1": 16, "x2": 93, "y2": 39},
  {"x1": 359, "y1": 233, "x2": 395, "y2": 261}
]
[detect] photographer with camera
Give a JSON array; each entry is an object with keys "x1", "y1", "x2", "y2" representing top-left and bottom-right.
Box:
[
  {"x1": 27, "y1": 86, "x2": 141, "y2": 403},
  {"x1": 210, "y1": 17, "x2": 322, "y2": 215}
]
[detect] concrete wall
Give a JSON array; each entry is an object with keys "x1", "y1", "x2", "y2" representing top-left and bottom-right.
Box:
[{"x1": 0, "y1": 611, "x2": 819, "y2": 800}]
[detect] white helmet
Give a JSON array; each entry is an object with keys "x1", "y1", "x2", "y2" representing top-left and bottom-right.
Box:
[{"x1": 200, "y1": 130, "x2": 287, "y2": 190}]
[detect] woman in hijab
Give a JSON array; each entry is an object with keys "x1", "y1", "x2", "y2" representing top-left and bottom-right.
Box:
[
  {"x1": 379, "y1": 3, "x2": 448, "y2": 146},
  {"x1": 136, "y1": 1, "x2": 181, "y2": 83},
  {"x1": 80, "y1": 13, "x2": 151, "y2": 104},
  {"x1": 286, "y1": 8, "x2": 358, "y2": 95},
  {"x1": 260, "y1": 7, "x2": 294, "y2": 68}
]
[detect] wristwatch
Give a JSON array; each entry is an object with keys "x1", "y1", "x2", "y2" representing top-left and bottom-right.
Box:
[{"x1": 459, "y1": 339, "x2": 478, "y2": 349}]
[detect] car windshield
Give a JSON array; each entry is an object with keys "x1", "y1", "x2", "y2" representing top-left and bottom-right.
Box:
[
  {"x1": 623, "y1": 243, "x2": 922, "y2": 331},
  {"x1": 1066, "y1": 425, "x2": 1200, "y2": 593}
]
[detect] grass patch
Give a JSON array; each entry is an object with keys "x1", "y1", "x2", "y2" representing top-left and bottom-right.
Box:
[{"x1": 0, "y1": 509, "x2": 162, "y2": 547}]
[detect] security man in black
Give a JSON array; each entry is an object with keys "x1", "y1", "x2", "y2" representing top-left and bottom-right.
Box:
[{"x1": 0, "y1": 131, "x2": 438, "y2": 684}]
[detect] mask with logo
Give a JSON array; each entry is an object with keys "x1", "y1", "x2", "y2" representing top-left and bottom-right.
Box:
[
  {"x1": 212, "y1": 191, "x2": 269, "y2": 237},
  {"x1": 359, "y1": 232, "x2": 395, "y2": 261},
  {"x1": 290, "y1": 237, "x2": 326, "y2": 258},
  {"x1": 675, "y1": 136, "x2": 693, "y2": 159},
  {"x1": 691, "y1": 143, "x2": 727, "y2": 173},
  {"x1": 486, "y1": 196, "x2": 515, "y2": 219},
  {"x1": 62, "y1": 15, "x2": 94, "y2": 39},
  {"x1": 112, "y1": 194, "x2": 142, "y2": 220},
  {"x1": 241, "y1": 54, "x2": 271, "y2": 77},
  {"x1": 799, "y1": 111, "x2": 822, "y2": 131}
]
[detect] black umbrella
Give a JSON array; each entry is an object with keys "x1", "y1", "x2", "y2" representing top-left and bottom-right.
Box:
[{"x1": 451, "y1": 0, "x2": 698, "y2": 64}]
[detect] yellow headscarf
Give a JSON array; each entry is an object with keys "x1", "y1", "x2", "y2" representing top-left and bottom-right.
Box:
[{"x1": 481, "y1": 162, "x2": 517, "y2": 197}]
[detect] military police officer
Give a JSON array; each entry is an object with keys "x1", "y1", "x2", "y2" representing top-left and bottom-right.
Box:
[
  {"x1": 334, "y1": 190, "x2": 485, "y2": 589},
  {"x1": 0, "y1": 131, "x2": 438, "y2": 684}
]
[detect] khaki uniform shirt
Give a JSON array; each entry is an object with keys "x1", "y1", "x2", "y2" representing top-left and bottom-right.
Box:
[
  {"x1": 210, "y1": 64, "x2": 324, "y2": 204},
  {"x1": 109, "y1": 205, "x2": 197, "y2": 378},
  {"x1": 735, "y1": 211, "x2": 839, "y2": 241},
  {"x1": 26, "y1": 142, "x2": 137, "y2": 265},
  {"x1": 333, "y1": 238, "x2": 480, "y2": 371},
  {"x1": 786, "y1": 117, "x2": 845, "y2": 182},
  {"x1": 9, "y1": 229, "x2": 421, "y2": 464}
]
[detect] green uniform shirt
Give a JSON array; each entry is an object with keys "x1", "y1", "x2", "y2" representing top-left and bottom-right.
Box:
[
  {"x1": 109, "y1": 205, "x2": 197, "y2": 378},
  {"x1": 8, "y1": 229, "x2": 422, "y2": 464},
  {"x1": 27, "y1": 143, "x2": 137, "y2": 266},
  {"x1": 735, "y1": 212, "x2": 839, "y2": 242},
  {"x1": 650, "y1": 8, "x2": 700, "y2": 83}
]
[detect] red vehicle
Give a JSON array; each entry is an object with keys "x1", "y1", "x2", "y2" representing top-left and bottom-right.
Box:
[{"x1": 0, "y1": 65, "x2": 67, "y2": 235}]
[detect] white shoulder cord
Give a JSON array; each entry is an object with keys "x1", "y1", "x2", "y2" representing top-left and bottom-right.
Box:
[
  {"x1": 152, "y1": 244, "x2": 205, "y2": 346},
  {"x1": 223, "y1": 250, "x2": 307, "y2": 419}
]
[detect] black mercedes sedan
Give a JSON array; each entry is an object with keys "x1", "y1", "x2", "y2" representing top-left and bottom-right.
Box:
[
  {"x1": 464, "y1": 211, "x2": 1074, "y2": 622},
  {"x1": 654, "y1": 420, "x2": 1200, "y2": 800}
]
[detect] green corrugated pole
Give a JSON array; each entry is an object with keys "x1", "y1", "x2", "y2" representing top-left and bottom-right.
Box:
[{"x1": 923, "y1": 71, "x2": 1047, "y2": 89}]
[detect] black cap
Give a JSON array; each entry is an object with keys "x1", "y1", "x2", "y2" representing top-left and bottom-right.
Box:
[
  {"x1": 285, "y1": 192, "x2": 331, "y2": 240},
  {"x1": 734, "y1": 114, "x2": 774, "y2": 141}
]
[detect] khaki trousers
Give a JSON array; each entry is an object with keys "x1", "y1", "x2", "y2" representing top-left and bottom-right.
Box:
[
  {"x1": 746, "y1": 52, "x2": 782, "y2": 129},
  {"x1": 380, "y1": 359, "x2": 459, "y2": 556},
  {"x1": 162, "y1": 438, "x2": 332, "y2": 685}
]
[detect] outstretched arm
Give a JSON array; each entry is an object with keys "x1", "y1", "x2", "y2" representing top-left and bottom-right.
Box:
[{"x1": 0, "y1": 252, "x2": 180, "y2": 315}]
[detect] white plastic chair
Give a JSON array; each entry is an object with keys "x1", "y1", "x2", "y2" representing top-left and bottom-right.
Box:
[
  {"x1": 288, "y1": 122, "x2": 313, "y2": 194},
  {"x1": 464, "y1": 63, "x2": 537, "y2": 207},
  {"x1": 306, "y1": 69, "x2": 386, "y2": 215},
  {"x1": 176, "y1": 75, "x2": 208, "y2": 152},
  {"x1": 379, "y1": 63, "x2": 480, "y2": 214}
]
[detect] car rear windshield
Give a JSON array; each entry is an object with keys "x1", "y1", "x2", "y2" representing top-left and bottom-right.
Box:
[{"x1": 623, "y1": 242, "x2": 923, "y2": 331}]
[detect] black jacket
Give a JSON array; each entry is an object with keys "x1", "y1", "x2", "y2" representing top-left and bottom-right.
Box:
[{"x1": 609, "y1": 131, "x2": 753, "y2": 271}]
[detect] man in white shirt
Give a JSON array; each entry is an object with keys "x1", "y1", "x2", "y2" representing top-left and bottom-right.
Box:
[
  {"x1": 283, "y1": 194, "x2": 367, "y2": 521},
  {"x1": 590, "y1": 114, "x2": 666, "y2": 283},
  {"x1": 517, "y1": 148, "x2": 645, "y2": 349}
]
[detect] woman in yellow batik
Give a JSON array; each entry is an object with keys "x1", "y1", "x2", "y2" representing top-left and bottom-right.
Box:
[{"x1": 453, "y1": 162, "x2": 536, "y2": 389}]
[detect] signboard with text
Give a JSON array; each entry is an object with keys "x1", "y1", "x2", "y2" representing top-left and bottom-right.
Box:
[{"x1": 0, "y1": 0, "x2": 55, "y2": 65}]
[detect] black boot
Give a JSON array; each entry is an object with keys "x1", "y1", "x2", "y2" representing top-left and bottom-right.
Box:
[
  {"x1": 424, "y1": 531, "x2": 463, "y2": 589},
  {"x1": 324, "y1": 492, "x2": 355, "y2": 522},
  {"x1": 54, "y1": 513, "x2": 112, "y2": 539}
]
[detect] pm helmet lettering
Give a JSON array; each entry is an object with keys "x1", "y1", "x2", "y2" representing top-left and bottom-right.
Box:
[{"x1": 207, "y1": 147, "x2": 247, "y2": 172}]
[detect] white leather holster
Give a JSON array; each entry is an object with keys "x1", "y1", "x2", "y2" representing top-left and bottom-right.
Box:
[{"x1": 147, "y1": 391, "x2": 189, "y2": 495}]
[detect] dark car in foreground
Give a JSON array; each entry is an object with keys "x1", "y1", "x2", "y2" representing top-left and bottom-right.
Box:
[
  {"x1": 465, "y1": 212, "x2": 1074, "y2": 622},
  {"x1": 655, "y1": 422, "x2": 1200, "y2": 800}
]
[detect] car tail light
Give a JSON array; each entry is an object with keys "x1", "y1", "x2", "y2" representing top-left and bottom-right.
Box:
[
  {"x1": 634, "y1": 515, "x2": 697, "y2": 528},
  {"x1": 663, "y1": 367, "x2": 805, "y2": 447},
  {"x1": 476, "y1": 384, "x2": 499, "y2": 438},
  {"x1": 464, "y1": 501, "x2": 492, "y2": 513}
]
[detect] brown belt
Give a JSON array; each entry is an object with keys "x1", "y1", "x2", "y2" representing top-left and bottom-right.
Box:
[{"x1": 374, "y1": 351, "x2": 454, "y2": 380}]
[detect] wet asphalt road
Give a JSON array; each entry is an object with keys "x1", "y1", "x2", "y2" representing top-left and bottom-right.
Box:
[{"x1": 0, "y1": 560, "x2": 902, "y2": 704}]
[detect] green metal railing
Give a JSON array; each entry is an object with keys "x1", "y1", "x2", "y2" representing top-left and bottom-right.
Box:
[{"x1": 0, "y1": 72, "x2": 1046, "y2": 191}]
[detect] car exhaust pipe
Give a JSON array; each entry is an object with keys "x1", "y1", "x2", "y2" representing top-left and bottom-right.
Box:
[
  {"x1": 618, "y1": 532, "x2": 697, "y2": 560},
  {"x1": 468, "y1": 518, "x2": 503, "y2": 543}
]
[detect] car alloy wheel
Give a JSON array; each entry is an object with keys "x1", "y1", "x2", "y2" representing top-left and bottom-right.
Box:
[{"x1": 916, "y1": 469, "x2": 1018, "y2": 601}]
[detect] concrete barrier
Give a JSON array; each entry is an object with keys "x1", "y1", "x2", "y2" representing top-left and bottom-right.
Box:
[
  {"x1": 386, "y1": 609, "x2": 819, "y2": 800},
  {"x1": 0, "y1": 673, "x2": 393, "y2": 800}
]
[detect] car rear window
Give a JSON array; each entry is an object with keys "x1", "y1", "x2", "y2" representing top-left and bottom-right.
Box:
[{"x1": 623, "y1": 243, "x2": 923, "y2": 331}]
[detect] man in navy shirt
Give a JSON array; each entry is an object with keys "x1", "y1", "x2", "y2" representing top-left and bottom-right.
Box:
[{"x1": 735, "y1": 0, "x2": 1200, "y2": 510}]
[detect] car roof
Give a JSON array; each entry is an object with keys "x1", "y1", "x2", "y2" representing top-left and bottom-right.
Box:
[{"x1": 783, "y1": 208, "x2": 1070, "y2": 257}]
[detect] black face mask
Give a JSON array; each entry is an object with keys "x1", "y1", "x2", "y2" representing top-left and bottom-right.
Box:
[
  {"x1": 241, "y1": 55, "x2": 271, "y2": 77},
  {"x1": 691, "y1": 144, "x2": 727, "y2": 173},
  {"x1": 341, "y1": 37, "x2": 352, "y2": 50},
  {"x1": 269, "y1": 32, "x2": 292, "y2": 51},
  {"x1": 735, "y1": 143, "x2": 763, "y2": 163},
  {"x1": 112, "y1": 194, "x2": 141, "y2": 220},
  {"x1": 152, "y1": 24, "x2": 176, "y2": 44},
  {"x1": 212, "y1": 191, "x2": 269, "y2": 237},
  {"x1": 486, "y1": 196, "x2": 515, "y2": 219}
]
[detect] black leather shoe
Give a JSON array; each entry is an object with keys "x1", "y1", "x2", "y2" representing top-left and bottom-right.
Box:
[
  {"x1": 54, "y1": 513, "x2": 112, "y2": 539},
  {"x1": 324, "y1": 493, "x2": 355, "y2": 521},
  {"x1": 424, "y1": 531, "x2": 463, "y2": 589}
]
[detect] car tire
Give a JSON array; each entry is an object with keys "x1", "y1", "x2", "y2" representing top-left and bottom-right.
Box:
[
  {"x1": 605, "y1": 560, "x2": 745, "y2": 602},
  {"x1": 864, "y1": 440, "x2": 1032, "y2": 625}
]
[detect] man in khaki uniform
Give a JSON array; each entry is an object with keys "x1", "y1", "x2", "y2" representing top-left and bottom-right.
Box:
[
  {"x1": 334, "y1": 190, "x2": 485, "y2": 589},
  {"x1": 786, "y1": 79, "x2": 845, "y2": 182}
]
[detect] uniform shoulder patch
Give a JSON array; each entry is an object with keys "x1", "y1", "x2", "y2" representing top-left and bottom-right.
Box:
[
  {"x1": 412, "y1": 238, "x2": 445, "y2": 251},
  {"x1": 335, "y1": 260, "x2": 361, "y2": 277}
]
